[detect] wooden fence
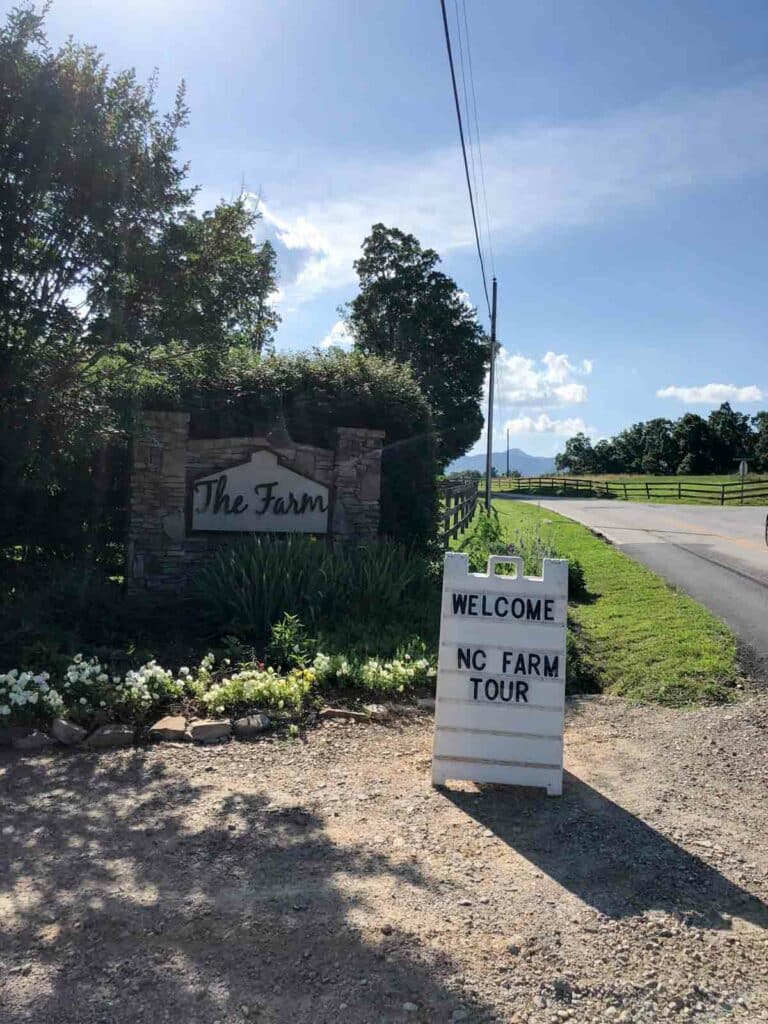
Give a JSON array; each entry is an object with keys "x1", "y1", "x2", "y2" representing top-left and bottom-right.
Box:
[
  {"x1": 490, "y1": 475, "x2": 768, "y2": 505},
  {"x1": 437, "y1": 478, "x2": 478, "y2": 545}
]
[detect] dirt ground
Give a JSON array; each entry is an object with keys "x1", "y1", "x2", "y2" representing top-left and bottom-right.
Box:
[{"x1": 1, "y1": 695, "x2": 767, "y2": 1024}]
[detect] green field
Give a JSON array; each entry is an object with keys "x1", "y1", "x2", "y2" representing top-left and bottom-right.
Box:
[
  {"x1": 491, "y1": 499, "x2": 742, "y2": 705},
  {"x1": 490, "y1": 472, "x2": 768, "y2": 506}
]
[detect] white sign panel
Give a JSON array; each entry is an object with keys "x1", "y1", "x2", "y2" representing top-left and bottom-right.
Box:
[
  {"x1": 191, "y1": 450, "x2": 329, "y2": 534},
  {"x1": 432, "y1": 553, "x2": 568, "y2": 796},
  {"x1": 739, "y1": 459, "x2": 748, "y2": 480}
]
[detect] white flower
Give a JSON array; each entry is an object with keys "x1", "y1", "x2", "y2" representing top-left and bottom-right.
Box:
[
  {"x1": 79, "y1": 698, "x2": 87, "y2": 705},
  {"x1": 0, "y1": 705, "x2": 9, "y2": 716}
]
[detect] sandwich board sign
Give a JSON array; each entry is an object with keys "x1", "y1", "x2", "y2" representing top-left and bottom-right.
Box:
[{"x1": 431, "y1": 553, "x2": 568, "y2": 796}]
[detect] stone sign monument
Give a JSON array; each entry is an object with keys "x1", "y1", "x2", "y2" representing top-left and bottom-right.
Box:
[
  {"x1": 432, "y1": 552, "x2": 568, "y2": 796},
  {"x1": 127, "y1": 410, "x2": 384, "y2": 592}
]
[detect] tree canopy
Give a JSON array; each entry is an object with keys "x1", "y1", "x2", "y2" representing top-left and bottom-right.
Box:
[
  {"x1": 0, "y1": 4, "x2": 278, "y2": 551},
  {"x1": 345, "y1": 223, "x2": 488, "y2": 465},
  {"x1": 555, "y1": 404, "x2": 768, "y2": 475}
]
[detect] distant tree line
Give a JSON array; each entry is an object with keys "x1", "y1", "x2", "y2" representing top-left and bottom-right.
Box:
[{"x1": 555, "y1": 404, "x2": 768, "y2": 476}]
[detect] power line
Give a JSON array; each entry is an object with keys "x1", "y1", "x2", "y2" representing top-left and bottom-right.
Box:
[
  {"x1": 439, "y1": 0, "x2": 491, "y2": 318},
  {"x1": 452, "y1": 1, "x2": 483, "y2": 260},
  {"x1": 460, "y1": 0, "x2": 495, "y2": 278}
]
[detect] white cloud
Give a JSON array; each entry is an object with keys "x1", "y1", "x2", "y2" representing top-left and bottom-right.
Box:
[
  {"x1": 504, "y1": 414, "x2": 595, "y2": 437},
  {"x1": 657, "y1": 383, "x2": 764, "y2": 403},
  {"x1": 319, "y1": 320, "x2": 353, "y2": 349},
  {"x1": 247, "y1": 80, "x2": 768, "y2": 306},
  {"x1": 494, "y1": 349, "x2": 592, "y2": 408}
]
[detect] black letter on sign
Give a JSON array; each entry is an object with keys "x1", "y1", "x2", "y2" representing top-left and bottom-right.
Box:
[
  {"x1": 470, "y1": 677, "x2": 482, "y2": 700},
  {"x1": 515, "y1": 680, "x2": 529, "y2": 703},
  {"x1": 544, "y1": 599, "x2": 555, "y2": 621},
  {"x1": 253, "y1": 481, "x2": 278, "y2": 515},
  {"x1": 194, "y1": 479, "x2": 216, "y2": 513},
  {"x1": 213, "y1": 475, "x2": 232, "y2": 514},
  {"x1": 544, "y1": 655, "x2": 559, "y2": 678},
  {"x1": 231, "y1": 494, "x2": 248, "y2": 514},
  {"x1": 300, "y1": 493, "x2": 328, "y2": 514},
  {"x1": 460, "y1": 648, "x2": 486, "y2": 670},
  {"x1": 452, "y1": 593, "x2": 468, "y2": 615}
]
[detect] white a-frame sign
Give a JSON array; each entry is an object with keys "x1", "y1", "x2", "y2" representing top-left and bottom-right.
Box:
[{"x1": 432, "y1": 553, "x2": 568, "y2": 796}]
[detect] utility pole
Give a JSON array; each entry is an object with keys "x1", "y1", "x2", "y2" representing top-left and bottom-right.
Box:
[
  {"x1": 506, "y1": 427, "x2": 510, "y2": 478},
  {"x1": 484, "y1": 277, "x2": 498, "y2": 511}
]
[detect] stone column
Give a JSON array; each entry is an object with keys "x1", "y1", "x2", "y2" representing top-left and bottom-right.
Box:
[
  {"x1": 127, "y1": 411, "x2": 190, "y2": 592},
  {"x1": 331, "y1": 427, "x2": 385, "y2": 540}
]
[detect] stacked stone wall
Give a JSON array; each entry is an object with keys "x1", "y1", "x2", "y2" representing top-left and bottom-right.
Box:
[{"x1": 127, "y1": 411, "x2": 384, "y2": 592}]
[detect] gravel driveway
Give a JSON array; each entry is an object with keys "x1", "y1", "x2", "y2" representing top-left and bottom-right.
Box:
[{"x1": 1, "y1": 696, "x2": 767, "y2": 1024}]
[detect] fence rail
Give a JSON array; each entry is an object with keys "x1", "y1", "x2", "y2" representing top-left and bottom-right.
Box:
[
  {"x1": 437, "y1": 478, "x2": 478, "y2": 546},
  {"x1": 489, "y1": 475, "x2": 768, "y2": 505}
]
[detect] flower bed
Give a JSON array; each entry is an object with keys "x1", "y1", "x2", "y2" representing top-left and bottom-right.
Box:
[{"x1": 0, "y1": 648, "x2": 437, "y2": 747}]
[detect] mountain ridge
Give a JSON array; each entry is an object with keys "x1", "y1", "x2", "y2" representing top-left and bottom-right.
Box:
[{"x1": 447, "y1": 448, "x2": 556, "y2": 476}]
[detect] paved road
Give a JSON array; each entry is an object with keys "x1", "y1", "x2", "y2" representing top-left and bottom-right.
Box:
[{"x1": 510, "y1": 497, "x2": 768, "y2": 677}]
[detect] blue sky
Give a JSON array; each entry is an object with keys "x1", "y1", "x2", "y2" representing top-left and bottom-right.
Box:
[{"x1": 29, "y1": 0, "x2": 768, "y2": 456}]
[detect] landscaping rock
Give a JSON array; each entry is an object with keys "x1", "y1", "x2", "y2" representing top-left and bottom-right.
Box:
[
  {"x1": 318, "y1": 707, "x2": 370, "y2": 722},
  {"x1": 416, "y1": 697, "x2": 436, "y2": 711},
  {"x1": 11, "y1": 730, "x2": 56, "y2": 751},
  {"x1": 51, "y1": 718, "x2": 87, "y2": 746},
  {"x1": 387, "y1": 703, "x2": 419, "y2": 717},
  {"x1": 149, "y1": 715, "x2": 187, "y2": 742},
  {"x1": 187, "y1": 719, "x2": 231, "y2": 743},
  {"x1": 363, "y1": 703, "x2": 390, "y2": 722},
  {"x1": 86, "y1": 724, "x2": 134, "y2": 749},
  {"x1": 233, "y1": 713, "x2": 271, "y2": 738}
]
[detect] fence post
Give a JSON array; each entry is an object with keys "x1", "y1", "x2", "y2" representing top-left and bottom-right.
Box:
[
  {"x1": 721, "y1": 485, "x2": 725, "y2": 506},
  {"x1": 645, "y1": 482, "x2": 650, "y2": 500},
  {"x1": 678, "y1": 482, "x2": 681, "y2": 499}
]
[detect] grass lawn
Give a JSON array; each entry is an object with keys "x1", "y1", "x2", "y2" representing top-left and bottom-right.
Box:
[{"x1": 492, "y1": 500, "x2": 742, "y2": 706}]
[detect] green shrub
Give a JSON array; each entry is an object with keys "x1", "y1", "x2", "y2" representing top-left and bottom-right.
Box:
[
  {"x1": 266, "y1": 613, "x2": 317, "y2": 670},
  {"x1": 458, "y1": 507, "x2": 506, "y2": 571},
  {"x1": 312, "y1": 650, "x2": 435, "y2": 697},
  {"x1": 461, "y1": 510, "x2": 588, "y2": 599},
  {"x1": 149, "y1": 349, "x2": 439, "y2": 546},
  {"x1": 195, "y1": 535, "x2": 434, "y2": 649},
  {"x1": 0, "y1": 669, "x2": 63, "y2": 726},
  {"x1": 199, "y1": 665, "x2": 315, "y2": 716}
]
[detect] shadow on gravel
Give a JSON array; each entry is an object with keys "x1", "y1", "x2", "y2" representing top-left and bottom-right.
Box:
[
  {"x1": 443, "y1": 771, "x2": 768, "y2": 931},
  {"x1": 0, "y1": 750, "x2": 490, "y2": 1024}
]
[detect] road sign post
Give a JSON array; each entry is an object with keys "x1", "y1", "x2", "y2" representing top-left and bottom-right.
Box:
[{"x1": 739, "y1": 459, "x2": 748, "y2": 505}]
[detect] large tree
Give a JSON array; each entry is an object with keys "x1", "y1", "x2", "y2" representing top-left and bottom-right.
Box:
[
  {"x1": 345, "y1": 223, "x2": 488, "y2": 464},
  {"x1": 671, "y1": 413, "x2": 714, "y2": 475},
  {"x1": 640, "y1": 418, "x2": 676, "y2": 475},
  {"x1": 554, "y1": 433, "x2": 596, "y2": 475},
  {"x1": 707, "y1": 402, "x2": 752, "y2": 473},
  {"x1": 752, "y1": 412, "x2": 768, "y2": 472},
  {"x1": 0, "y1": 5, "x2": 278, "y2": 553}
]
